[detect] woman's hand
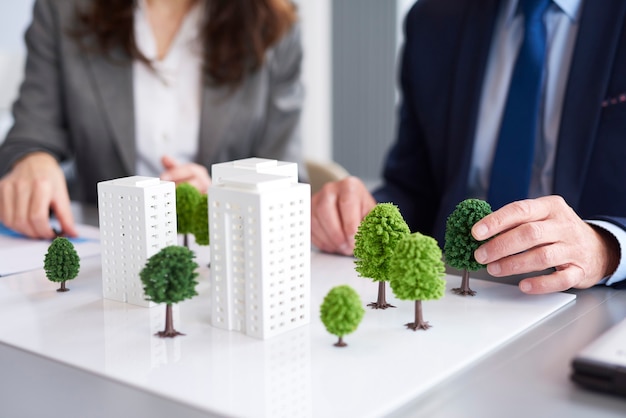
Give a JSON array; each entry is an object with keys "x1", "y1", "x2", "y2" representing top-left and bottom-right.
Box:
[
  {"x1": 0, "y1": 152, "x2": 77, "y2": 239},
  {"x1": 160, "y1": 155, "x2": 211, "y2": 193}
]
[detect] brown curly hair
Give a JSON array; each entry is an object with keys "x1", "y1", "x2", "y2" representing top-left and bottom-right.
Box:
[{"x1": 72, "y1": 0, "x2": 297, "y2": 87}]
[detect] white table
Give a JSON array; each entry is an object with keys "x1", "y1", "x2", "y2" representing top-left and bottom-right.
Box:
[{"x1": 1, "y1": 204, "x2": 625, "y2": 417}]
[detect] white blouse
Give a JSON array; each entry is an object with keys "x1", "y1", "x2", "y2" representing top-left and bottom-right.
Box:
[{"x1": 133, "y1": 0, "x2": 204, "y2": 176}]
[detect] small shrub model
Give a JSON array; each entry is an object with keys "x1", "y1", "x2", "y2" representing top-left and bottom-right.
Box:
[
  {"x1": 320, "y1": 285, "x2": 365, "y2": 347},
  {"x1": 140, "y1": 245, "x2": 199, "y2": 338},
  {"x1": 444, "y1": 199, "x2": 492, "y2": 296},
  {"x1": 389, "y1": 232, "x2": 446, "y2": 330},
  {"x1": 44, "y1": 237, "x2": 80, "y2": 292},
  {"x1": 193, "y1": 193, "x2": 210, "y2": 246},
  {"x1": 176, "y1": 183, "x2": 201, "y2": 248},
  {"x1": 354, "y1": 203, "x2": 410, "y2": 309}
]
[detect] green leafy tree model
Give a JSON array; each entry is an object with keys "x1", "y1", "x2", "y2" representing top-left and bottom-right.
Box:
[
  {"x1": 320, "y1": 285, "x2": 365, "y2": 347},
  {"x1": 354, "y1": 203, "x2": 410, "y2": 309},
  {"x1": 140, "y1": 245, "x2": 199, "y2": 338},
  {"x1": 444, "y1": 199, "x2": 492, "y2": 296},
  {"x1": 389, "y1": 232, "x2": 446, "y2": 330},
  {"x1": 44, "y1": 237, "x2": 80, "y2": 292},
  {"x1": 176, "y1": 183, "x2": 201, "y2": 248},
  {"x1": 192, "y1": 193, "x2": 210, "y2": 246}
]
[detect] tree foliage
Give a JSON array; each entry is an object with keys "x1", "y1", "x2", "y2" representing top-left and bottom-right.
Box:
[
  {"x1": 140, "y1": 245, "x2": 199, "y2": 305},
  {"x1": 444, "y1": 199, "x2": 492, "y2": 271},
  {"x1": 193, "y1": 193, "x2": 210, "y2": 246},
  {"x1": 44, "y1": 237, "x2": 80, "y2": 291},
  {"x1": 176, "y1": 183, "x2": 201, "y2": 236},
  {"x1": 354, "y1": 203, "x2": 410, "y2": 282},
  {"x1": 389, "y1": 232, "x2": 446, "y2": 301},
  {"x1": 320, "y1": 285, "x2": 365, "y2": 346}
]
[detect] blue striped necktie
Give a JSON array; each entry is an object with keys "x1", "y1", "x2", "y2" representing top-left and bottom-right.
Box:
[{"x1": 487, "y1": 0, "x2": 551, "y2": 210}]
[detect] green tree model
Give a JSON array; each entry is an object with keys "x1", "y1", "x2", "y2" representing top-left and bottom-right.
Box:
[
  {"x1": 192, "y1": 193, "x2": 210, "y2": 246},
  {"x1": 320, "y1": 285, "x2": 365, "y2": 347},
  {"x1": 44, "y1": 237, "x2": 80, "y2": 292},
  {"x1": 176, "y1": 183, "x2": 201, "y2": 248},
  {"x1": 140, "y1": 245, "x2": 199, "y2": 338},
  {"x1": 444, "y1": 198, "x2": 492, "y2": 296},
  {"x1": 389, "y1": 232, "x2": 446, "y2": 330},
  {"x1": 354, "y1": 203, "x2": 410, "y2": 309}
]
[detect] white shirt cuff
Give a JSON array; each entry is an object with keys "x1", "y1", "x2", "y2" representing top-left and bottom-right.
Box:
[{"x1": 586, "y1": 219, "x2": 626, "y2": 286}]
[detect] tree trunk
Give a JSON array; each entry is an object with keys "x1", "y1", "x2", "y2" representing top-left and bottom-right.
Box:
[
  {"x1": 183, "y1": 234, "x2": 189, "y2": 248},
  {"x1": 405, "y1": 300, "x2": 431, "y2": 330},
  {"x1": 452, "y1": 269, "x2": 476, "y2": 296},
  {"x1": 156, "y1": 303, "x2": 184, "y2": 338},
  {"x1": 334, "y1": 336, "x2": 347, "y2": 347},
  {"x1": 57, "y1": 281, "x2": 69, "y2": 292},
  {"x1": 367, "y1": 281, "x2": 396, "y2": 309}
]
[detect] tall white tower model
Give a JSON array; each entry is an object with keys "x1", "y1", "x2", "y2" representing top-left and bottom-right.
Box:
[
  {"x1": 209, "y1": 158, "x2": 311, "y2": 339},
  {"x1": 98, "y1": 176, "x2": 177, "y2": 307}
]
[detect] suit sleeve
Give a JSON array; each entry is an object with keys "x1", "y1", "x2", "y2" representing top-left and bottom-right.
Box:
[
  {"x1": 372, "y1": 4, "x2": 441, "y2": 235},
  {"x1": 0, "y1": 0, "x2": 72, "y2": 176}
]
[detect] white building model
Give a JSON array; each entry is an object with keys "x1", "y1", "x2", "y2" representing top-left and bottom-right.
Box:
[
  {"x1": 209, "y1": 158, "x2": 311, "y2": 339},
  {"x1": 98, "y1": 176, "x2": 177, "y2": 307}
]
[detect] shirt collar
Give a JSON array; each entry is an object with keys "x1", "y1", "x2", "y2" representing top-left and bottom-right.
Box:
[
  {"x1": 504, "y1": 0, "x2": 583, "y2": 25},
  {"x1": 134, "y1": 0, "x2": 205, "y2": 61}
]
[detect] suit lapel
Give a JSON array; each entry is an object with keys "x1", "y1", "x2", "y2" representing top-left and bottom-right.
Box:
[
  {"x1": 85, "y1": 48, "x2": 136, "y2": 175},
  {"x1": 434, "y1": 0, "x2": 501, "y2": 237},
  {"x1": 554, "y1": 1, "x2": 626, "y2": 206},
  {"x1": 196, "y1": 81, "x2": 241, "y2": 169}
]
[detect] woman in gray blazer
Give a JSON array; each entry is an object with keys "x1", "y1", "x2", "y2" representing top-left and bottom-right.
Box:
[{"x1": 0, "y1": 0, "x2": 303, "y2": 239}]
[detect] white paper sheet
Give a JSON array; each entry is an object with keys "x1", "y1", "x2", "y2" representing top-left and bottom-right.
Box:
[{"x1": 0, "y1": 222, "x2": 100, "y2": 276}]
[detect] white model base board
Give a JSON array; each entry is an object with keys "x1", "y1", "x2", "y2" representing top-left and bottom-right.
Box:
[{"x1": 0, "y1": 252, "x2": 575, "y2": 417}]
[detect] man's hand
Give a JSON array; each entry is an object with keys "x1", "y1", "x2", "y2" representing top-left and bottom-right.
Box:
[
  {"x1": 472, "y1": 195, "x2": 619, "y2": 294},
  {"x1": 311, "y1": 176, "x2": 376, "y2": 255},
  {"x1": 160, "y1": 155, "x2": 211, "y2": 193},
  {"x1": 0, "y1": 152, "x2": 76, "y2": 239}
]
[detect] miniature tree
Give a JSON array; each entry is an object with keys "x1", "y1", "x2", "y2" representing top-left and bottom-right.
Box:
[
  {"x1": 444, "y1": 198, "x2": 492, "y2": 296},
  {"x1": 389, "y1": 232, "x2": 446, "y2": 330},
  {"x1": 320, "y1": 285, "x2": 365, "y2": 347},
  {"x1": 140, "y1": 245, "x2": 199, "y2": 338},
  {"x1": 192, "y1": 193, "x2": 210, "y2": 246},
  {"x1": 354, "y1": 202, "x2": 410, "y2": 309},
  {"x1": 44, "y1": 237, "x2": 80, "y2": 292},
  {"x1": 176, "y1": 183, "x2": 201, "y2": 248}
]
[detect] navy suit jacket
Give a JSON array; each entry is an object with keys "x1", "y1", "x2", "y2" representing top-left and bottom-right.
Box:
[{"x1": 374, "y1": 0, "x2": 626, "y2": 246}]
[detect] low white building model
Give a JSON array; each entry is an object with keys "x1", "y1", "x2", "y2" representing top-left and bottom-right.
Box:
[
  {"x1": 209, "y1": 158, "x2": 311, "y2": 339},
  {"x1": 98, "y1": 176, "x2": 177, "y2": 307}
]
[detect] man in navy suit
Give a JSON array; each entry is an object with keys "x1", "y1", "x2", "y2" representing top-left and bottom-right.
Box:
[{"x1": 311, "y1": 0, "x2": 626, "y2": 293}]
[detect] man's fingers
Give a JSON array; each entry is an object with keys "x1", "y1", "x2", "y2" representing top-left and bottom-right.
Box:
[
  {"x1": 473, "y1": 197, "x2": 559, "y2": 240},
  {"x1": 518, "y1": 265, "x2": 585, "y2": 294},
  {"x1": 475, "y1": 220, "x2": 557, "y2": 265}
]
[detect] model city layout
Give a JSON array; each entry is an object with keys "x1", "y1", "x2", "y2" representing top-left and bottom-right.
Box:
[{"x1": 43, "y1": 157, "x2": 493, "y2": 345}]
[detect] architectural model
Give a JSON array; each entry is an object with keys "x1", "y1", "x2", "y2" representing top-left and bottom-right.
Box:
[
  {"x1": 97, "y1": 176, "x2": 177, "y2": 307},
  {"x1": 208, "y1": 158, "x2": 311, "y2": 339},
  {"x1": 212, "y1": 157, "x2": 298, "y2": 184}
]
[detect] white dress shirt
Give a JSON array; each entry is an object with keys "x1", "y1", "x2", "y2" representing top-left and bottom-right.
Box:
[
  {"x1": 469, "y1": 0, "x2": 581, "y2": 199},
  {"x1": 133, "y1": 0, "x2": 204, "y2": 177}
]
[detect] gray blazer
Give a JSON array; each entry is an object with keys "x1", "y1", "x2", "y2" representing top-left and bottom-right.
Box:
[{"x1": 0, "y1": 0, "x2": 304, "y2": 203}]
